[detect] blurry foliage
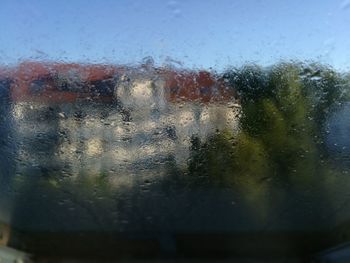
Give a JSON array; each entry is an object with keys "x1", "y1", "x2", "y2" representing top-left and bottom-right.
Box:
[{"x1": 188, "y1": 62, "x2": 349, "y2": 217}]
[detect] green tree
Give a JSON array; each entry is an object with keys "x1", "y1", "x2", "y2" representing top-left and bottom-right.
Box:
[{"x1": 188, "y1": 62, "x2": 347, "y2": 220}]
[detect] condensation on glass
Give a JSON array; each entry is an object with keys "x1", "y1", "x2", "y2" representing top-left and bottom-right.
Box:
[{"x1": 1, "y1": 1, "x2": 350, "y2": 261}]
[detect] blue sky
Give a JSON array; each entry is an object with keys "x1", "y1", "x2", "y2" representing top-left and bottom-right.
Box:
[{"x1": 0, "y1": 0, "x2": 350, "y2": 71}]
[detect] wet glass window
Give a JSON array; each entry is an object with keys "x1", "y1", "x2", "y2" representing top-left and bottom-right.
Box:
[{"x1": 1, "y1": 1, "x2": 350, "y2": 262}]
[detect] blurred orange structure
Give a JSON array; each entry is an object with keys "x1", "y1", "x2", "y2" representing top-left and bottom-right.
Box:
[
  {"x1": 10, "y1": 61, "x2": 121, "y2": 103},
  {"x1": 164, "y1": 69, "x2": 236, "y2": 103},
  {"x1": 7, "y1": 61, "x2": 236, "y2": 104},
  {"x1": 5, "y1": 61, "x2": 239, "y2": 181}
]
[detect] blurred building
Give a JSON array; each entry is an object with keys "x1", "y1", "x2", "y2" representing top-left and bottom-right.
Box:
[{"x1": 7, "y1": 62, "x2": 240, "y2": 184}]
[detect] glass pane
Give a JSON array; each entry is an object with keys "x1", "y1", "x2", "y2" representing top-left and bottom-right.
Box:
[{"x1": 1, "y1": 0, "x2": 350, "y2": 262}]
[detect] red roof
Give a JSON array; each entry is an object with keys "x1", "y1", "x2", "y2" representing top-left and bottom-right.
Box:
[
  {"x1": 163, "y1": 69, "x2": 236, "y2": 103},
  {"x1": 10, "y1": 61, "x2": 122, "y2": 102},
  {"x1": 7, "y1": 62, "x2": 236, "y2": 104}
]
